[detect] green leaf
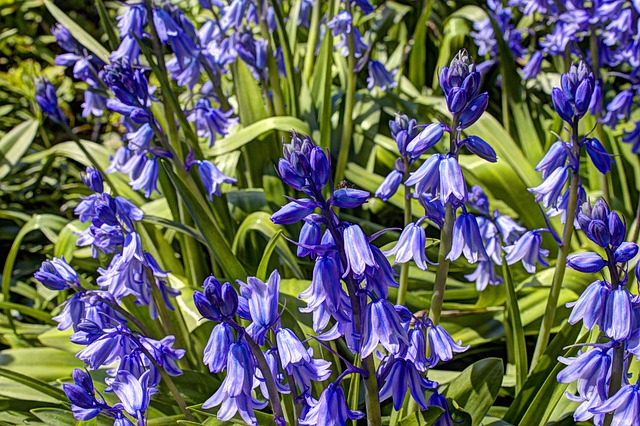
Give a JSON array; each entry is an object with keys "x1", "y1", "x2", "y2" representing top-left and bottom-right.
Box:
[
  {"x1": 0, "y1": 367, "x2": 67, "y2": 402},
  {"x1": 205, "y1": 117, "x2": 311, "y2": 157},
  {"x1": 504, "y1": 322, "x2": 585, "y2": 424},
  {"x1": 29, "y1": 408, "x2": 75, "y2": 426},
  {"x1": 256, "y1": 230, "x2": 284, "y2": 281},
  {"x1": 443, "y1": 358, "x2": 503, "y2": 425},
  {"x1": 95, "y1": 0, "x2": 119, "y2": 51},
  {"x1": 501, "y1": 259, "x2": 527, "y2": 392},
  {"x1": 43, "y1": 0, "x2": 111, "y2": 63},
  {"x1": 0, "y1": 119, "x2": 39, "y2": 179},
  {"x1": 398, "y1": 406, "x2": 445, "y2": 426}
]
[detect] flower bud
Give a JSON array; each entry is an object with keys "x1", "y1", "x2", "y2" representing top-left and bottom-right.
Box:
[
  {"x1": 566, "y1": 252, "x2": 606, "y2": 273},
  {"x1": 614, "y1": 242, "x2": 638, "y2": 263},
  {"x1": 458, "y1": 93, "x2": 488, "y2": 130},
  {"x1": 310, "y1": 147, "x2": 330, "y2": 189},
  {"x1": 552, "y1": 87, "x2": 574, "y2": 123},
  {"x1": 446, "y1": 87, "x2": 467, "y2": 114},
  {"x1": 461, "y1": 135, "x2": 497, "y2": 162},
  {"x1": 574, "y1": 79, "x2": 593, "y2": 116},
  {"x1": 82, "y1": 167, "x2": 104, "y2": 193},
  {"x1": 608, "y1": 212, "x2": 625, "y2": 249},
  {"x1": 375, "y1": 169, "x2": 403, "y2": 201},
  {"x1": 271, "y1": 199, "x2": 317, "y2": 224},
  {"x1": 406, "y1": 123, "x2": 444, "y2": 158},
  {"x1": 298, "y1": 217, "x2": 322, "y2": 257},
  {"x1": 583, "y1": 138, "x2": 613, "y2": 175},
  {"x1": 331, "y1": 188, "x2": 370, "y2": 209},
  {"x1": 220, "y1": 282, "x2": 238, "y2": 317},
  {"x1": 278, "y1": 159, "x2": 306, "y2": 191}
]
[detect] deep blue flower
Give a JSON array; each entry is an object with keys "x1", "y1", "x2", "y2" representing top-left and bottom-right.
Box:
[
  {"x1": 364, "y1": 246, "x2": 399, "y2": 299},
  {"x1": 622, "y1": 122, "x2": 640, "y2": 154},
  {"x1": 375, "y1": 169, "x2": 403, "y2": 201},
  {"x1": 458, "y1": 92, "x2": 489, "y2": 129},
  {"x1": 360, "y1": 298, "x2": 409, "y2": 357},
  {"x1": 557, "y1": 346, "x2": 611, "y2": 400},
  {"x1": 600, "y1": 89, "x2": 633, "y2": 128},
  {"x1": 331, "y1": 188, "x2": 370, "y2": 209},
  {"x1": 76, "y1": 326, "x2": 136, "y2": 369},
  {"x1": 239, "y1": 271, "x2": 280, "y2": 345},
  {"x1": 439, "y1": 156, "x2": 467, "y2": 206},
  {"x1": 236, "y1": 31, "x2": 268, "y2": 80},
  {"x1": 203, "y1": 323, "x2": 234, "y2": 373},
  {"x1": 35, "y1": 79, "x2": 66, "y2": 124},
  {"x1": 592, "y1": 384, "x2": 640, "y2": 425},
  {"x1": 35, "y1": 256, "x2": 80, "y2": 291},
  {"x1": 343, "y1": 224, "x2": 376, "y2": 277},
  {"x1": 63, "y1": 369, "x2": 106, "y2": 421},
  {"x1": 567, "y1": 252, "x2": 606, "y2": 273},
  {"x1": 202, "y1": 341, "x2": 267, "y2": 425},
  {"x1": 52, "y1": 24, "x2": 77, "y2": 52},
  {"x1": 299, "y1": 383, "x2": 364, "y2": 425},
  {"x1": 614, "y1": 242, "x2": 638, "y2": 263},
  {"x1": 427, "y1": 323, "x2": 469, "y2": 366},
  {"x1": 505, "y1": 230, "x2": 549, "y2": 273},
  {"x1": 111, "y1": 370, "x2": 152, "y2": 424},
  {"x1": 271, "y1": 199, "x2": 317, "y2": 224},
  {"x1": 447, "y1": 212, "x2": 489, "y2": 264},
  {"x1": 367, "y1": 60, "x2": 397, "y2": 91},
  {"x1": 522, "y1": 51, "x2": 544, "y2": 79},
  {"x1": 385, "y1": 222, "x2": 430, "y2": 270},
  {"x1": 188, "y1": 98, "x2": 238, "y2": 148},
  {"x1": 552, "y1": 87, "x2": 574, "y2": 123},
  {"x1": 583, "y1": 138, "x2": 613, "y2": 175},
  {"x1": 82, "y1": 167, "x2": 104, "y2": 193},
  {"x1": 327, "y1": 11, "x2": 367, "y2": 58},
  {"x1": 406, "y1": 123, "x2": 445, "y2": 158},
  {"x1": 102, "y1": 62, "x2": 153, "y2": 124},
  {"x1": 460, "y1": 135, "x2": 497, "y2": 162},
  {"x1": 297, "y1": 217, "x2": 322, "y2": 258},
  {"x1": 428, "y1": 390, "x2": 455, "y2": 426},
  {"x1": 379, "y1": 359, "x2": 437, "y2": 411}
]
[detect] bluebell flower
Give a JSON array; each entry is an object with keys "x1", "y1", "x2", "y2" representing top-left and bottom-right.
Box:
[
  {"x1": 458, "y1": 93, "x2": 489, "y2": 130},
  {"x1": 111, "y1": 370, "x2": 153, "y2": 425},
  {"x1": 494, "y1": 213, "x2": 525, "y2": 244},
  {"x1": 614, "y1": 242, "x2": 638, "y2": 263},
  {"x1": 379, "y1": 359, "x2": 437, "y2": 411},
  {"x1": 188, "y1": 98, "x2": 238, "y2": 148},
  {"x1": 592, "y1": 384, "x2": 640, "y2": 425},
  {"x1": 276, "y1": 329, "x2": 332, "y2": 393},
  {"x1": 528, "y1": 166, "x2": 568, "y2": 208},
  {"x1": 331, "y1": 188, "x2": 370, "y2": 209},
  {"x1": 566, "y1": 252, "x2": 606, "y2": 273},
  {"x1": 271, "y1": 199, "x2": 318, "y2": 224},
  {"x1": 35, "y1": 79, "x2": 67, "y2": 124},
  {"x1": 622, "y1": 122, "x2": 640, "y2": 154},
  {"x1": 602, "y1": 286, "x2": 634, "y2": 341},
  {"x1": 428, "y1": 390, "x2": 455, "y2": 426},
  {"x1": 460, "y1": 135, "x2": 497, "y2": 162},
  {"x1": 130, "y1": 156, "x2": 160, "y2": 198},
  {"x1": 360, "y1": 298, "x2": 409, "y2": 357},
  {"x1": 557, "y1": 346, "x2": 611, "y2": 400},
  {"x1": 193, "y1": 159, "x2": 237, "y2": 200},
  {"x1": 299, "y1": 383, "x2": 364, "y2": 425},
  {"x1": 82, "y1": 167, "x2": 104, "y2": 193},
  {"x1": 140, "y1": 336, "x2": 186, "y2": 376},
  {"x1": 34, "y1": 256, "x2": 80, "y2": 291},
  {"x1": 343, "y1": 224, "x2": 376, "y2": 277},
  {"x1": 447, "y1": 212, "x2": 488, "y2": 264},
  {"x1": 404, "y1": 154, "x2": 444, "y2": 196},
  {"x1": 522, "y1": 51, "x2": 544, "y2": 79},
  {"x1": 406, "y1": 123, "x2": 445, "y2": 158},
  {"x1": 102, "y1": 62, "x2": 154, "y2": 124},
  {"x1": 504, "y1": 230, "x2": 549, "y2": 273},
  {"x1": 239, "y1": 271, "x2": 280, "y2": 345},
  {"x1": 63, "y1": 369, "x2": 106, "y2": 421},
  {"x1": 202, "y1": 341, "x2": 267, "y2": 425},
  {"x1": 76, "y1": 325, "x2": 136, "y2": 369},
  {"x1": 403, "y1": 326, "x2": 429, "y2": 371},
  {"x1": 467, "y1": 185, "x2": 490, "y2": 216},
  {"x1": 439, "y1": 50, "x2": 485, "y2": 116},
  {"x1": 567, "y1": 280, "x2": 610, "y2": 330},
  {"x1": 583, "y1": 138, "x2": 613, "y2": 175},
  {"x1": 427, "y1": 323, "x2": 469, "y2": 366},
  {"x1": 465, "y1": 260, "x2": 503, "y2": 292},
  {"x1": 535, "y1": 141, "x2": 569, "y2": 179},
  {"x1": 367, "y1": 60, "x2": 397, "y2": 91},
  {"x1": 327, "y1": 11, "x2": 367, "y2": 58},
  {"x1": 376, "y1": 169, "x2": 403, "y2": 201},
  {"x1": 297, "y1": 217, "x2": 322, "y2": 258},
  {"x1": 52, "y1": 24, "x2": 77, "y2": 52},
  {"x1": 220, "y1": 0, "x2": 257, "y2": 31},
  {"x1": 439, "y1": 156, "x2": 467, "y2": 206},
  {"x1": 236, "y1": 31, "x2": 268, "y2": 80},
  {"x1": 600, "y1": 89, "x2": 634, "y2": 128},
  {"x1": 385, "y1": 222, "x2": 429, "y2": 270},
  {"x1": 203, "y1": 323, "x2": 234, "y2": 373},
  {"x1": 364, "y1": 246, "x2": 399, "y2": 299}
]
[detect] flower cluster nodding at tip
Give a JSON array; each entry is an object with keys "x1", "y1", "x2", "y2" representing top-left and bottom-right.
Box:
[
  {"x1": 557, "y1": 198, "x2": 640, "y2": 425},
  {"x1": 35, "y1": 168, "x2": 184, "y2": 426}
]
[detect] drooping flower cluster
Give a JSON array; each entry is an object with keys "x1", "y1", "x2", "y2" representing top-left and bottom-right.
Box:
[
  {"x1": 529, "y1": 62, "x2": 612, "y2": 225},
  {"x1": 557, "y1": 199, "x2": 640, "y2": 425},
  {"x1": 35, "y1": 168, "x2": 185, "y2": 425}
]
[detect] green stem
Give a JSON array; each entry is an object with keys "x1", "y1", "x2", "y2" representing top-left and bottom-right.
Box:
[
  {"x1": 530, "y1": 120, "x2": 581, "y2": 370},
  {"x1": 396, "y1": 157, "x2": 412, "y2": 305},
  {"x1": 302, "y1": 0, "x2": 322, "y2": 83},
  {"x1": 334, "y1": 0, "x2": 357, "y2": 185},
  {"x1": 429, "y1": 116, "x2": 460, "y2": 324}
]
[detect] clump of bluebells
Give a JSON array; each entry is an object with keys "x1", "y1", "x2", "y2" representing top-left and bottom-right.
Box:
[
  {"x1": 193, "y1": 133, "x2": 468, "y2": 424},
  {"x1": 557, "y1": 199, "x2": 640, "y2": 425},
  {"x1": 35, "y1": 168, "x2": 185, "y2": 425}
]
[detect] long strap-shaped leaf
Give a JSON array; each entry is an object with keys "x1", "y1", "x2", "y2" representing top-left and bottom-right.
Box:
[{"x1": 0, "y1": 368, "x2": 67, "y2": 402}]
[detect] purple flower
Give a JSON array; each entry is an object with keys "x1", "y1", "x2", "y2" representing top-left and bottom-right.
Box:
[
  {"x1": 367, "y1": 60, "x2": 397, "y2": 91},
  {"x1": 583, "y1": 138, "x2": 613, "y2": 175},
  {"x1": 385, "y1": 222, "x2": 430, "y2": 270},
  {"x1": 375, "y1": 169, "x2": 403, "y2": 201},
  {"x1": 35, "y1": 79, "x2": 66, "y2": 124},
  {"x1": 557, "y1": 346, "x2": 611, "y2": 399},
  {"x1": 406, "y1": 123, "x2": 445, "y2": 158},
  {"x1": 504, "y1": 230, "x2": 549, "y2": 273},
  {"x1": 427, "y1": 323, "x2": 469, "y2": 366},
  {"x1": 297, "y1": 217, "x2": 322, "y2": 258},
  {"x1": 188, "y1": 98, "x2": 238, "y2": 148},
  {"x1": 529, "y1": 166, "x2": 568, "y2": 208},
  {"x1": 82, "y1": 167, "x2": 104, "y2": 193},
  {"x1": 600, "y1": 89, "x2": 634, "y2": 128},
  {"x1": 360, "y1": 298, "x2": 409, "y2": 357},
  {"x1": 110, "y1": 370, "x2": 152, "y2": 424},
  {"x1": 63, "y1": 369, "x2": 105, "y2": 421},
  {"x1": 379, "y1": 359, "x2": 437, "y2": 411},
  {"x1": 602, "y1": 286, "x2": 634, "y2": 341},
  {"x1": 239, "y1": 271, "x2": 280, "y2": 345},
  {"x1": 299, "y1": 383, "x2": 364, "y2": 425},
  {"x1": 447, "y1": 212, "x2": 489, "y2": 264},
  {"x1": 622, "y1": 122, "x2": 640, "y2": 154},
  {"x1": 566, "y1": 252, "x2": 606, "y2": 273},
  {"x1": 331, "y1": 188, "x2": 370, "y2": 209},
  {"x1": 567, "y1": 280, "x2": 610, "y2": 330},
  {"x1": 271, "y1": 199, "x2": 318, "y2": 225},
  {"x1": 203, "y1": 323, "x2": 234, "y2": 373},
  {"x1": 194, "y1": 160, "x2": 237, "y2": 200},
  {"x1": 522, "y1": 51, "x2": 543, "y2": 79},
  {"x1": 404, "y1": 154, "x2": 444, "y2": 196},
  {"x1": 34, "y1": 256, "x2": 80, "y2": 291},
  {"x1": 439, "y1": 156, "x2": 467, "y2": 206},
  {"x1": 202, "y1": 341, "x2": 267, "y2": 425},
  {"x1": 465, "y1": 260, "x2": 503, "y2": 292},
  {"x1": 458, "y1": 93, "x2": 489, "y2": 129},
  {"x1": 343, "y1": 224, "x2": 376, "y2": 277},
  {"x1": 460, "y1": 135, "x2": 497, "y2": 162},
  {"x1": 592, "y1": 384, "x2": 640, "y2": 423}
]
